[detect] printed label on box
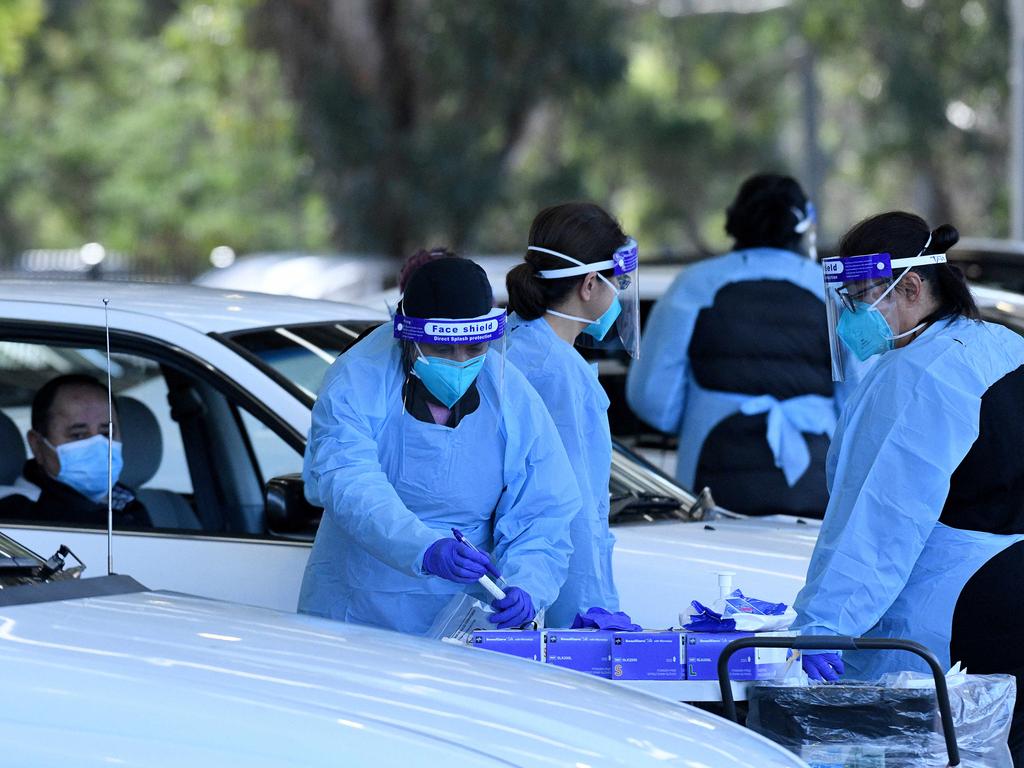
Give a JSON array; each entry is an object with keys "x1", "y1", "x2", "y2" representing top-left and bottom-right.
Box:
[
  {"x1": 470, "y1": 630, "x2": 543, "y2": 661},
  {"x1": 611, "y1": 632, "x2": 684, "y2": 680},
  {"x1": 545, "y1": 630, "x2": 613, "y2": 677},
  {"x1": 685, "y1": 632, "x2": 789, "y2": 681}
]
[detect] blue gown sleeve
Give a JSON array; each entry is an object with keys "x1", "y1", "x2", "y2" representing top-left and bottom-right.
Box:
[
  {"x1": 794, "y1": 345, "x2": 984, "y2": 637},
  {"x1": 626, "y1": 277, "x2": 699, "y2": 433},
  {"x1": 491, "y1": 374, "x2": 582, "y2": 612},
  {"x1": 302, "y1": 340, "x2": 438, "y2": 578},
  {"x1": 832, "y1": 346, "x2": 871, "y2": 415},
  {"x1": 531, "y1": 367, "x2": 600, "y2": 506}
]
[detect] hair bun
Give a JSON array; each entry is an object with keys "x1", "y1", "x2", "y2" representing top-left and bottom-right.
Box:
[{"x1": 930, "y1": 223, "x2": 960, "y2": 254}]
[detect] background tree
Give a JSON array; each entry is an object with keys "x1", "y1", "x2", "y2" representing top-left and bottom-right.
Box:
[
  {"x1": 802, "y1": 0, "x2": 1010, "y2": 233},
  {"x1": 252, "y1": 0, "x2": 626, "y2": 257},
  {"x1": 0, "y1": 0, "x2": 328, "y2": 271},
  {"x1": 0, "y1": 0, "x2": 1015, "y2": 272}
]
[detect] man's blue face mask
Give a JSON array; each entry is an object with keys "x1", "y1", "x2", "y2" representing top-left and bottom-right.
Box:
[
  {"x1": 413, "y1": 351, "x2": 487, "y2": 408},
  {"x1": 45, "y1": 434, "x2": 123, "y2": 501}
]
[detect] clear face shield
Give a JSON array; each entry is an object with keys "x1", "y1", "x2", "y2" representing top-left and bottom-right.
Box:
[
  {"x1": 393, "y1": 305, "x2": 507, "y2": 406},
  {"x1": 531, "y1": 237, "x2": 641, "y2": 359},
  {"x1": 823, "y1": 245, "x2": 947, "y2": 381}
]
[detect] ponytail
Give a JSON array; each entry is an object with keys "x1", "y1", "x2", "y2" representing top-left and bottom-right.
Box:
[
  {"x1": 916, "y1": 224, "x2": 980, "y2": 323},
  {"x1": 506, "y1": 263, "x2": 555, "y2": 320}
]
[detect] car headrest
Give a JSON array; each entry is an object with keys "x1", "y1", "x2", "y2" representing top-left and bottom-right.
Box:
[
  {"x1": 117, "y1": 396, "x2": 163, "y2": 488},
  {"x1": 0, "y1": 410, "x2": 26, "y2": 484}
]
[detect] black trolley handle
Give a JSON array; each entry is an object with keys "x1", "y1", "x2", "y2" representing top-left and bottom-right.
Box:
[{"x1": 716, "y1": 635, "x2": 960, "y2": 768}]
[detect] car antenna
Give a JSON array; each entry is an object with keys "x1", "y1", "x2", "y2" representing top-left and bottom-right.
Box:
[{"x1": 103, "y1": 297, "x2": 114, "y2": 576}]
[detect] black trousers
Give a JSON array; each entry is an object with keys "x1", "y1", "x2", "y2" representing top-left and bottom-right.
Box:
[{"x1": 950, "y1": 540, "x2": 1024, "y2": 766}]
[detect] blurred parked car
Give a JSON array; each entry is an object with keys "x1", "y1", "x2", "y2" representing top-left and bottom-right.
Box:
[
  {"x1": 0, "y1": 281, "x2": 815, "y2": 628},
  {"x1": 947, "y1": 237, "x2": 1024, "y2": 292},
  {"x1": 0, "y1": 530, "x2": 808, "y2": 767},
  {"x1": 195, "y1": 252, "x2": 399, "y2": 304}
]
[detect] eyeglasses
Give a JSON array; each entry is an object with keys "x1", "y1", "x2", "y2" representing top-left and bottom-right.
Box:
[{"x1": 836, "y1": 280, "x2": 889, "y2": 312}]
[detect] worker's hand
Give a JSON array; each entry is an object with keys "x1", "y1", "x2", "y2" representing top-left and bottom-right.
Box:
[
  {"x1": 489, "y1": 587, "x2": 535, "y2": 629},
  {"x1": 422, "y1": 539, "x2": 500, "y2": 584},
  {"x1": 802, "y1": 652, "x2": 845, "y2": 683}
]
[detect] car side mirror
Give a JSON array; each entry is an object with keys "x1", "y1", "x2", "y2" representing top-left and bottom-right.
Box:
[{"x1": 265, "y1": 473, "x2": 322, "y2": 537}]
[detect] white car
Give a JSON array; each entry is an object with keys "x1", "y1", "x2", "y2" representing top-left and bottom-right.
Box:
[
  {"x1": 0, "y1": 280, "x2": 814, "y2": 628},
  {"x1": 194, "y1": 251, "x2": 398, "y2": 304},
  {"x1": 0, "y1": 532, "x2": 809, "y2": 767}
]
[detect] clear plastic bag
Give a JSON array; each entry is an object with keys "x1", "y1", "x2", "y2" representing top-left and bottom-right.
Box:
[
  {"x1": 746, "y1": 673, "x2": 1016, "y2": 767},
  {"x1": 423, "y1": 592, "x2": 494, "y2": 642}
]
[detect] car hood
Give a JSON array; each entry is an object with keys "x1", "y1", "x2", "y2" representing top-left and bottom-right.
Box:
[
  {"x1": 613, "y1": 515, "x2": 818, "y2": 628},
  {"x1": 0, "y1": 587, "x2": 806, "y2": 767}
]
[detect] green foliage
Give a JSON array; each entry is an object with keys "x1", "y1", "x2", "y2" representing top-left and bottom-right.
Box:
[
  {"x1": 0, "y1": 0, "x2": 1015, "y2": 270},
  {"x1": 801, "y1": 0, "x2": 1011, "y2": 233},
  {"x1": 490, "y1": 0, "x2": 1013, "y2": 254},
  {"x1": 0, "y1": 0, "x2": 328, "y2": 271},
  {"x1": 0, "y1": 0, "x2": 42, "y2": 75}
]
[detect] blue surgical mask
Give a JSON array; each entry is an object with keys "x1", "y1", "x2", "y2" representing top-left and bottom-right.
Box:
[
  {"x1": 583, "y1": 295, "x2": 621, "y2": 341},
  {"x1": 413, "y1": 353, "x2": 487, "y2": 408},
  {"x1": 46, "y1": 434, "x2": 124, "y2": 502},
  {"x1": 547, "y1": 277, "x2": 622, "y2": 341}
]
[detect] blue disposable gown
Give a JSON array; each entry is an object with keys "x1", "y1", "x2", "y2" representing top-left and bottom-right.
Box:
[
  {"x1": 506, "y1": 314, "x2": 619, "y2": 628},
  {"x1": 626, "y1": 248, "x2": 858, "y2": 492},
  {"x1": 299, "y1": 323, "x2": 581, "y2": 635},
  {"x1": 794, "y1": 318, "x2": 1024, "y2": 678}
]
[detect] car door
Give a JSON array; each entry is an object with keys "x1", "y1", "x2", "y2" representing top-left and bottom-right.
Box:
[{"x1": 0, "y1": 321, "x2": 312, "y2": 611}]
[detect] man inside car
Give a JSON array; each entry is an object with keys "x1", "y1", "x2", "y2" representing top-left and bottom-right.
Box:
[{"x1": 0, "y1": 374, "x2": 150, "y2": 527}]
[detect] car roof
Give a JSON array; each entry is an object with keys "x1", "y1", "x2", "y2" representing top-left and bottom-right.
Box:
[
  {"x1": 0, "y1": 587, "x2": 805, "y2": 767},
  {"x1": 0, "y1": 279, "x2": 387, "y2": 334}
]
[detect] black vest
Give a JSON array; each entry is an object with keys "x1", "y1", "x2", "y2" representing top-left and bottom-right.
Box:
[{"x1": 688, "y1": 279, "x2": 833, "y2": 517}]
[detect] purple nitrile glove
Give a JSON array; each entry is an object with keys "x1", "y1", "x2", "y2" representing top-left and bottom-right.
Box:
[
  {"x1": 572, "y1": 607, "x2": 642, "y2": 631},
  {"x1": 802, "y1": 652, "x2": 845, "y2": 683},
  {"x1": 489, "y1": 587, "x2": 534, "y2": 629},
  {"x1": 422, "y1": 539, "x2": 500, "y2": 584}
]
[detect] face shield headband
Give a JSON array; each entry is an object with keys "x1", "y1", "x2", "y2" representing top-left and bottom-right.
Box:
[
  {"x1": 393, "y1": 305, "x2": 507, "y2": 345},
  {"x1": 530, "y1": 238, "x2": 639, "y2": 281},
  {"x1": 527, "y1": 238, "x2": 641, "y2": 358}
]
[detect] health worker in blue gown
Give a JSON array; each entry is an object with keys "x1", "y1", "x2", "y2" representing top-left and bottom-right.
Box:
[
  {"x1": 793, "y1": 212, "x2": 1024, "y2": 764},
  {"x1": 505, "y1": 202, "x2": 639, "y2": 628},
  {"x1": 627, "y1": 174, "x2": 857, "y2": 518},
  {"x1": 299, "y1": 256, "x2": 581, "y2": 635}
]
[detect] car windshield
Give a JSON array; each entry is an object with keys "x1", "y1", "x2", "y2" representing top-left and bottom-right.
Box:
[
  {"x1": 223, "y1": 321, "x2": 381, "y2": 403},
  {"x1": 0, "y1": 532, "x2": 50, "y2": 586},
  {"x1": 609, "y1": 440, "x2": 699, "y2": 521}
]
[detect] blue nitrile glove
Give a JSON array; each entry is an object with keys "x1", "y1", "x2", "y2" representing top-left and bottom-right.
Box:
[
  {"x1": 422, "y1": 539, "x2": 501, "y2": 584},
  {"x1": 802, "y1": 653, "x2": 845, "y2": 683},
  {"x1": 572, "y1": 607, "x2": 642, "y2": 631},
  {"x1": 489, "y1": 587, "x2": 534, "y2": 629}
]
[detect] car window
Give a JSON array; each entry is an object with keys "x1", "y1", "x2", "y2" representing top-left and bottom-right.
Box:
[
  {"x1": 224, "y1": 321, "x2": 379, "y2": 402},
  {"x1": 0, "y1": 333, "x2": 310, "y2": 539},
  {"x1": 237, "y1": 407, "x2": 301, "y2": 485},
  {"x1": 0, "y1": 341, "x2": 193, "y2": 496}
]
